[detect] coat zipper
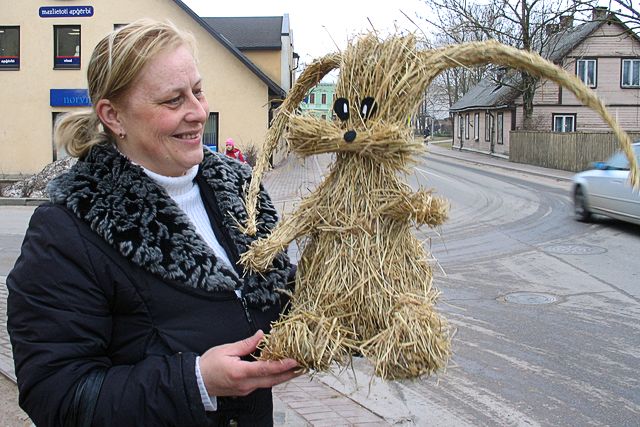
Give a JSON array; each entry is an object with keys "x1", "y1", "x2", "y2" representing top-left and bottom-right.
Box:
[{"x1": 239, "y1": 295, "x2": 257, "y2": 332}]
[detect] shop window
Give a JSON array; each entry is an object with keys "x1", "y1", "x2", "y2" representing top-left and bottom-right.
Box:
[
  {"x1": 0, "y1": 26, "x2": 20, "y2": 70},
  {"x1": 621, "y1": 59, "x2": 640, "y2": 88},
  {"x1": 553, "y1": 114, "x2": 576, "y2": 132},
  {"x1": 203, "y1": 112, "x2": 219, "y2": 151},
  {"x1": 52, "y1": 112, "x2": 69, "y2": 161},
  {"x1": 54, "y1": 25, "x2": 81, "y2": 69}
]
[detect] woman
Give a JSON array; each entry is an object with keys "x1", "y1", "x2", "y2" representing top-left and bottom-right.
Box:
[{"x1": 7, "y1": 19, "x2": 299, "y2": 427}]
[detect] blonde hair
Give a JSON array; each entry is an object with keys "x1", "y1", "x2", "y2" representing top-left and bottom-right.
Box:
[{"x1": 55, "y1": 19, "x2": 197, "y2": 158}]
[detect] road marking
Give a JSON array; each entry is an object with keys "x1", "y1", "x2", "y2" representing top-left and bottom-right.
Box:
[{"x1": 414, "y1": 166, "x2": 457, "y2": 183}]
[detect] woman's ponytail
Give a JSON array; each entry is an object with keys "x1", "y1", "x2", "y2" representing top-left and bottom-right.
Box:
[{"x1": 54, "y1": 110, "x2": 110, "y2": 158}]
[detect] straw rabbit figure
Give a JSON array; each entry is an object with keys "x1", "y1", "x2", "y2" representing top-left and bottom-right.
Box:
[{"x1": 240, "y1": 34, "x2": 639, "y2": 380}]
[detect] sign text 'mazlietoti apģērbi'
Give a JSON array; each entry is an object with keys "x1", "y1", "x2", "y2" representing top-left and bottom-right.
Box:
[{"x1": 39, "y1": 6, "x2": 94, "y2": 18}]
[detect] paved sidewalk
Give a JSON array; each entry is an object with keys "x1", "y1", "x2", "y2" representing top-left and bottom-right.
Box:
[
  {"x1": 0, "y1": 145, "x2": 575, "y2": 426},
  {"x1": 425, "y1": 142, "x2": 574, "y2": 182}
]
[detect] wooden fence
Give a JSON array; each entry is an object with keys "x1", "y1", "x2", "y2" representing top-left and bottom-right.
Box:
[{"x1": 510, "y1": 131, "x2": 640, "y2": 172}]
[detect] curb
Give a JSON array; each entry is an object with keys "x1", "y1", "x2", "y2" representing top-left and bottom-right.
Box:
[
  {"x1": 0, "y1": 198, "x2": 47, "y2": 206},
  {"x1": 426, "y1": 147, "x2": 574, "y2": 183}
]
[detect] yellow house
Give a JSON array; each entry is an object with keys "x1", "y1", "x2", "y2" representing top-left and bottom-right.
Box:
[{"x1": 0, "y1": 0, "x2": 296, "y2": 176}]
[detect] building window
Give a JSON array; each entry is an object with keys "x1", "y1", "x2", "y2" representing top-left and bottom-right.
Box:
[
  {"x1": 485, "y1": 113, "x2": 493, "y2": 142},
  {"x1": 576, "y1": 59, "x2": 596, "y2": 88},
  {"x1": 465, "y1": 113, "x2": 469, "y2": 140},
  {"x1": 54, "y1": 26, "x2": 81, "y2": 69},
  {"x1": 553, "y1": 114, "x2": 576, "y2": 132},
  {"x1": 473, "y1": 113, "x2": 479, "y2": 141},
  {"x1": 321, "y1": 93, "x2": 326, "y2": 104},
  {"x1": 0, "y1": 26, "x2": 20, "y2": 70},
  {"x1": 458, "y1": 115, "x2": 463, "y2": 138},
  {"x1": 497, "y1": 113, "x2": 504, "y2": 144},
  {"x1": 309, "y1": 93, "x2": 315, "y2": 104},
  {"x1": 203, "y1": 112, "x2": 219, "y2": 151},
  {"x1": 621, "y1": 59, "x2": 640, "y2": 88}
]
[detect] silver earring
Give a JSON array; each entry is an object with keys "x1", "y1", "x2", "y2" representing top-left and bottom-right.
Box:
[{"x1": 119, "y1": 132, "x2": 125, "y2": 139}]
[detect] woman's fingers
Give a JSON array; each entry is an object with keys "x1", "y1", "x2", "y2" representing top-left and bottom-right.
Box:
[
  {"x1": 223, "y1": 329, "x2": 264, "y2": 357},
  {"x1": 199, "y1": 332, "x2": 302, "y2": 397}
]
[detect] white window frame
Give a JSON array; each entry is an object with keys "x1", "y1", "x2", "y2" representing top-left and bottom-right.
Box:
[
  {"x1": 553, "y1": 114, "x2": 576, "y2": 132},
  {"x1": 622, "y1": 59, "x2": 640, "y2": 88},
  {"x1": 576, "y1": 59, "x2": 597, "y2": 88}
]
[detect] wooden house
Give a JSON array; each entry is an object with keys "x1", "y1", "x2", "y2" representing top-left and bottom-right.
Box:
[{"x1": 450, "y1": 9, "x2": 640, "y2": 156}]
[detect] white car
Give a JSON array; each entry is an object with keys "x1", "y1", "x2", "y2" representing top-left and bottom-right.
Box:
[{"x1": 572, "y1": 142, "x2": 640, "y2": 226}]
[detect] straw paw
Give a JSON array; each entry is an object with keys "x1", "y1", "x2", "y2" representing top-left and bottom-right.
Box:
[
  {"x1": 361, "y1": 295, "x2": 452, "y2": 380},
  {"x1": 258, "y1": 310, "x2": 354, "y2": 372}
]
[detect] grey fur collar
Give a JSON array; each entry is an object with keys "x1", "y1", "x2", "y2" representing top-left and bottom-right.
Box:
[{"x1": 47, "y1": 143, "x2": 290, "y2": 309}]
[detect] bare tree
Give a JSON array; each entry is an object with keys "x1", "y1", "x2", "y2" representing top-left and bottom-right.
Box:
[
  {"x1": 575, "y1": 0, "x2": 640, "y2": 32},
  {"x1": 419, "y1": 0, "x2": 598, "y2": 128}
]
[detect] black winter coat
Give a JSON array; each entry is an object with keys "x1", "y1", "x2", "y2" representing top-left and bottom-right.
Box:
[{"x1": 7, "y1": 144, "x2": 292, "y2": 427}]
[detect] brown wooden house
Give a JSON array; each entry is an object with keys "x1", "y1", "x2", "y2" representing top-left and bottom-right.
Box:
[{"x1": 450, "y1": 9, "x2": 640, "y2": 157}]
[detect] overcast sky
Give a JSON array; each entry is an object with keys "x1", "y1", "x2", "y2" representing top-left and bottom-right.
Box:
[{"x1": 183, "y1": 0, "x2": 430, "y2": 65}]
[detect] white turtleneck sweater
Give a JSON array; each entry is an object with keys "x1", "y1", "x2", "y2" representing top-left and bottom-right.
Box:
[
  {"x1": 142, "y1": 165, "x2": 233, "y2": 269},
  {"x1": 142, "y1": 164, "x2": 229, "y2": 412}
]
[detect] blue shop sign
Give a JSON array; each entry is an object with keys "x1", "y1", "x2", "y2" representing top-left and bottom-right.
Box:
[
  {"x1": 39, "y1": 6, "x2": 94, "y2": 18},
  {"x1": 54, "y1": 56, "x2": 80, "y2": 67},
  {"x1": 0, "y1": 57, "x2": 19, "y2": 68},
  {"x1": 50, "y1": 89, "x2": 91, "y2": 107}
]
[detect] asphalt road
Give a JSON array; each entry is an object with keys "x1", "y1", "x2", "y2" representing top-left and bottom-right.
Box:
[
  {"x1": 318, "y1": 153, "x2": 640, "y2": 426},
  {"x1": 1, "y1": 152, "x2": 639, "y2": 426}
]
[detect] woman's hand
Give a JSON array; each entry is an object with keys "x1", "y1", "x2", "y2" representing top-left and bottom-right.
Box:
[{"x1": 199, "y1": 330, "x2": 302, "y2": 397}]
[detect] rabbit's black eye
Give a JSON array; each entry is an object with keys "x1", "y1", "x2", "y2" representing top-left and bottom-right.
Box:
[
  {"x1": 360, "y1": 97, "x2": 377, "y2": 120},
  {"x1": 334, "y1": 98, "x2": 350, "y2": 121}
]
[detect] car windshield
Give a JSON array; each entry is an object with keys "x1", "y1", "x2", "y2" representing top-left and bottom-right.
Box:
[
  {"x1": 606, "y1": 151, "x2": 630, "y2": 170},
  {"x1": 605, "y1": 144, "x2": 639, "y2": 170}
]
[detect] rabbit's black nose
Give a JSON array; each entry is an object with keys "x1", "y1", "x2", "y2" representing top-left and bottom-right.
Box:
[{"x1": 344, "y1": 130, "x2": 356, "y2": 143}]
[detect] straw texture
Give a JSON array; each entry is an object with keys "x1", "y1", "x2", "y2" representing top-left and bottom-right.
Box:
[{"x1": 241, "y1": 33, "x2": 640, "y2": 380}]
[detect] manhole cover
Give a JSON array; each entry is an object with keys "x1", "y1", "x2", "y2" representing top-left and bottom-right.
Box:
[
  {"x1": 543, "y1": 244, "x2": 607, "y2": 255},
  {"x1": 502, "y1": 292, "x2": 557, "y2": 305}
]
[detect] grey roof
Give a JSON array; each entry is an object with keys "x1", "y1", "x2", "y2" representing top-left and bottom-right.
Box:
[
  {"x1": 450, "y1": 14, "x2": 636, "y2": 113},
  {"x1": 170, "y1": 0, "x2": 285, "y2": 97},
  {"x1": 201, "y1": 17, "x2": 284, "y2": 50},
  {"x1": 542, "y1": 20, "x2": 602, "y2": 62},
  {"x1": 450, "y1": 77, "x2": 520, "y2": 112}
]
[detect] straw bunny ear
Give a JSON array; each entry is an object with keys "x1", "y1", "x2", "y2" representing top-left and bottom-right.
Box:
[
  {"x1": 416, "y1": 40, "x2": 640, "y2": 190},
  {"x1": 243, "y1": 52, "x2": 342, "y2": 236}
]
